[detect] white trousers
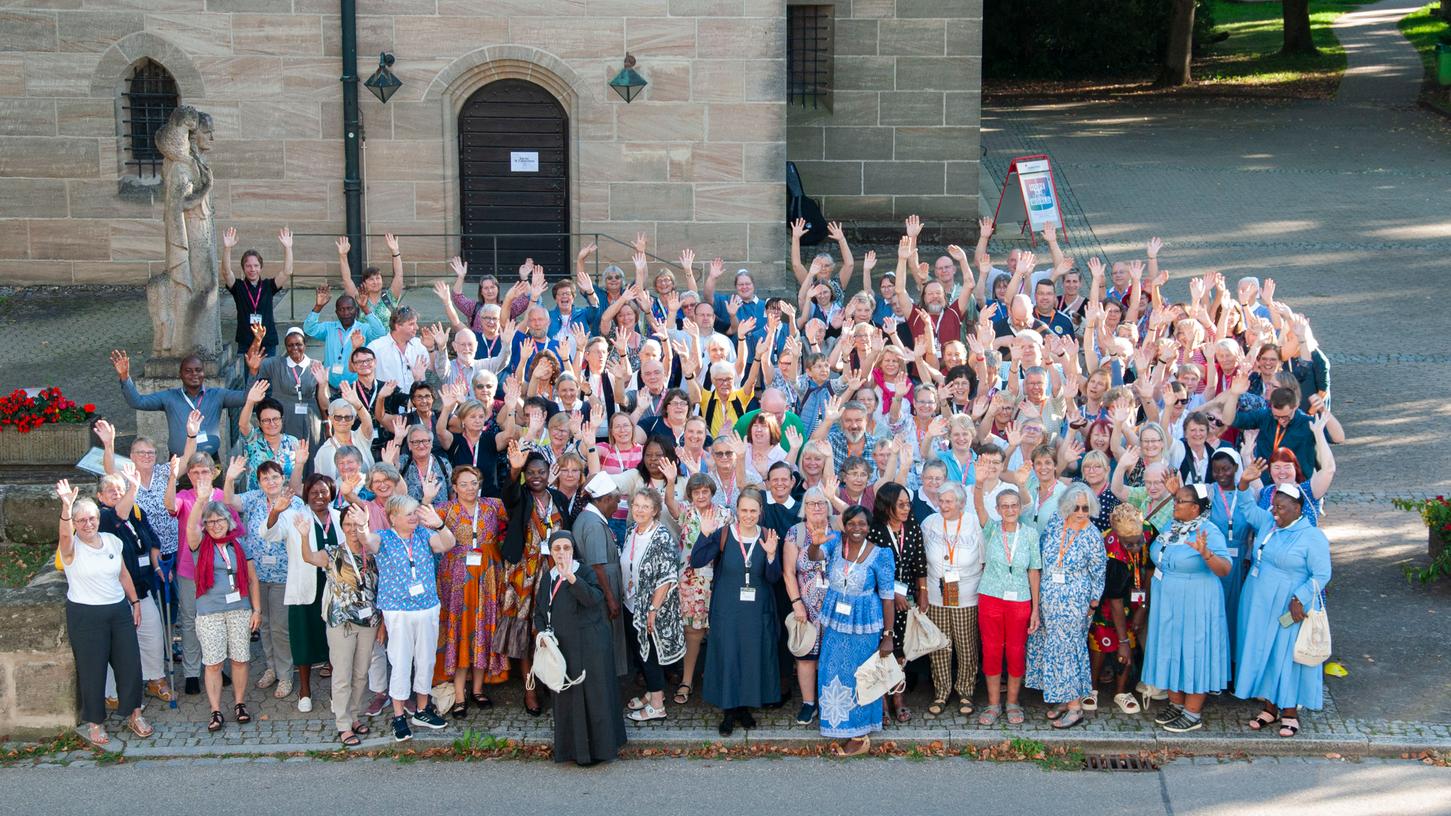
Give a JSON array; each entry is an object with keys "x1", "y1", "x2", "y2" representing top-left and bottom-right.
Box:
[{"x1": 381, "y1": 606, "x2": 439, "y2": 701}]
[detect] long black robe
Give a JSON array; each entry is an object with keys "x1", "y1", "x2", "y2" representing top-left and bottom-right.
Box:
[{"x1": 533, "y1": 564, "x2": 627, "y2": 765}]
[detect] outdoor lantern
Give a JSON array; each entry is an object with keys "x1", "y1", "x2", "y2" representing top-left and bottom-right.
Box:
[
  {"x1": 364, "y1": 52, "x2": 402, "y2": 104},
  {"x1": 609, "y1": 54, "x2": 647, "y2": 103}
]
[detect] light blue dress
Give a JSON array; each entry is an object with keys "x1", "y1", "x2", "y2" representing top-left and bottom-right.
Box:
[
  {"x1": 816, "y1": 539, "x2": 896, "y2": 739},
  {"x1": 1233, "y1": 497, "x2": 1332, "y2": 710},
  {"x1": 1142, "y1": 517, "x2": 1231, "y2": 694},
  {"x1": 1025, "y1": 515, "x2": 1106, "y2": 703},
  {"x1": 1206, "y1": 483, "x2": 1254, "y2": 655}
]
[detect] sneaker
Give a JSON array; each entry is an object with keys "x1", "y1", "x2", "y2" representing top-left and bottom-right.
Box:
[
  {"x1": 1162, "y1": 712, "x2": 1203, "y2": 733},
  {"x1": 392, "y1": 715, "x2": 412, "y2": 742},
  {"x1": 410, "y1": 704, "x2": 447, "y2": 730},
  {"x1": 1153, "y1": 704, "x2": 1184, "y2": 726},
  {"x1": 795, "y1": 703, "x2": 818, "y2": 726},
  {"x1": 184, "y1": 677, "x2": 201, "y2": 696},
  {"x1": 364, "y1": 692, "x2": 389, "y2": 717},
  {"x1": 255, "y1": 668, "x2": 277, "y2": 690},
  {"x1": 297, "y1": 696, "x2": 313, "y2": 713}
]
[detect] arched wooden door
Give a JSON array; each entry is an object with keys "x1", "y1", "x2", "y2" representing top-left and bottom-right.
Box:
[{"x1": 458, "y1": 79, "x2": 569, "y2": 278}]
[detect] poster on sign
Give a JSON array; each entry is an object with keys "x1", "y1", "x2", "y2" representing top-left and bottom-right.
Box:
[
  {"x1": 992, "y1": 154, "x2": 1067, "y2": 244},
  {"x1": 510, "y1": 151, "x2": 539, "y2": 173}
]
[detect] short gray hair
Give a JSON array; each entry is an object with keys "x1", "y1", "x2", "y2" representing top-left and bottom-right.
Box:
[
  {"x1": 937, "y1": 482, "x2": 967, "y2": 507},
  {"x1": 1058, "y1": 482, "x2": 1100, "y2": 519},
  {"x1": 386, "y1": 494, "x2": 419, "y2": 521},
  {"x1": 333, "y1": 445, "x2": 364, "y2": 470}
]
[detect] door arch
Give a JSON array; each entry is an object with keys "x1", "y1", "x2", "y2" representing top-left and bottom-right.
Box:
[{"x1": 457, "y1": 79, "x2": 569, "y2": 279}]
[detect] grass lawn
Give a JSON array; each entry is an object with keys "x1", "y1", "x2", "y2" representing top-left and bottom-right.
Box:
[
  {"x1": 0, "y1": 543, "x2": 54, "y2": 588},
  {"x1": 1398, "y1": 3, "x2": 1449, "y2": 76},
  {"x1": 1194, "y1": 0, "x2": 1364, "y2": 93}
]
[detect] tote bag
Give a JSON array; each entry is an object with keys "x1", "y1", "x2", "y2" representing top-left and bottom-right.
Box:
[
  {"x1": 902, "y1": 607, "x2": 950, "y2": 661},
  {"x1": 1292, "y1": 580, "x2": 1331, "y2": 666}
]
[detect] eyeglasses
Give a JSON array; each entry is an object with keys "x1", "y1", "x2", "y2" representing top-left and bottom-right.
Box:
[
  {"x1": 1206, "y1": 417, "x2": 1225, "y2": 427},
  {"x1": 131, "y1": 450, "x2": 157, "y2": 457},
  {"x1": 204, "y1": 518, "x2": 230, "y2": 527},
  {"x1": 1174, "y1": 499, "x2": 1200, "y2": 506},
  {"x1": 1072, "y1": 504, "x2": 1089, "y2": 512},
  {"x1": 408, "y1": 439, "x2": 431, "y2": 446},
  {"x1": 261, "y1": 416, "x2": 283, "y2": 423},
  {"x1": 331, "y1": 414, "x2": 354, "y2": 421}
]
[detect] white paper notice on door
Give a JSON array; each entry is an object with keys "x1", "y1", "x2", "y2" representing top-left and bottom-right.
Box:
[{"x1": 510, "y1": 152, "x2": 539, "y2": 172}]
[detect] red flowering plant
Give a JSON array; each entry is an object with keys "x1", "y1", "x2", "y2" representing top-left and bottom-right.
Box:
[
  {"x1": 0, "y1": 387, "x2": 97, "y2": 434},
  {"x1": 1393, "y1": 495, "x2": 1451, "y2": 583}
]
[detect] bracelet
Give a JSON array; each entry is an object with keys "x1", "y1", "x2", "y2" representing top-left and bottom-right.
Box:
[
  {"x1": 391, "y1": 253, "x2": 400, "y2": 258},
  {"x1": 790, "y1": 598, "x2": 803, "y2": 606},
  {"x1": 60, "y1": 515, "x2": 71, "y2": 522},
  {"x1": 879, "y1": 631, "x2": 892, "y2": 640},
  {"x1": 129, "y1": 599, "x2": 140, "y2": 605},
  {"x1": 188, "y1": 434, "x2": 197, "y2": 439}
]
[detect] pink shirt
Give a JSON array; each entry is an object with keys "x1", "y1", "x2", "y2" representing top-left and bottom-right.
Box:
[{"x1": 172, "y1": 487, "x2": 233, "y2": 580}]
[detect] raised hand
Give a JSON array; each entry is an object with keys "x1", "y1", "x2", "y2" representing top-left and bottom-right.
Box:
[
  {"x1": 350, "y1": 328, "x2": 364, "y2": 349},
  {"x1": 383, "y1": 233, "x2": 400, "y2": 256},
  {"x1": 110, "y1": 349, "x2": 131, "y2": 380},
  {"x1": 220, "y1": 226, "x2": 239, "y2": 249},
  {"x1": 507, "y1": 439, "x2": 528, "y2": 472},
  {"x1": 825, "y1": 221, "x2": 845, "y2": 243},
  {"x1": 862, "y1": 250, "x2": 876, "y2": 274},
  {"x1": 186, "y1": 409, "x2": 204, "y2": 437},
  {"x1": 904, "y1": 214, "x2": 923, "y2": 240},
  {"x1": 246, "y1": 379, "x2": 269, "y2": 404},
  {"x1": 577, "y1": 242, "x2": 597, "y2": 264},
  {"x1": 449, "y1": 256, "x2": 467, "y2": 278},
  {"x1": 56, "y1": 479, "x2": 79, "y2": 508},
  {"x1": 1146, "y1": 236, "x2": 1162, "y2": 259},
  {"x1": 738, "y1": 316, "x2": 757, "y2": 336},
  {"x1": 94, "y1": 419, "x2": 115, "y2": 447},
  {"x1": 762, "y1": 528, "x2": 779, "y2": 557},
  {"x1": 709, "y1": 257, "x2": 725, "y2": 281},
  {"x1": 335, "y1": 236, "x2": 350, "y2": 256},
  {"x1": 315, "y1": 283, "x2": 331, "y2": 310},
  {"x1": 631, "y1": 231, "x2": 648, "y2": 254},
  {"x1": 896, "y1": 235, "x2": 913, "y2": 260},
  {"x1": 790, "y1": 217, "x2": 807, "y2": 240},
  {"x1": 278, "y1": 227, "x2": 293, "y2": 250},
  {"x1": 978, "y1": 216, "x2": 995, "y2": 237},
  {"x1": 226, "y1": 455, "x2": 247, "y2": 482},
  {"x1": 1086, "y1": 256, "x2": 1105, "y2": 282}
]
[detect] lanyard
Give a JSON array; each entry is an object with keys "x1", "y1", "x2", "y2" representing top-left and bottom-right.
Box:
[
  {"x1": 887, "y1": 526, "x2": 904, "y2": 557},
  {"x1": 215, "y1": 541, "x2": 236, "y2": 589},
  {"x1": 1271, "y1": 421, "x2": 1289, "y2": 452},
  {"x1": 549, "y1": 573, "x2": 567, "y2": 605},
  {"x1": 944, "y1": 516, "x2": 964, "y2": 564},
  {"x1": 1000, "y1": 525, "x2": 1022, "y2": 572},
  {"x1": 842, "y1": 538, "x2": 870, "y2": 584},
  {"x1": 469, "y1": 501, "x2": 480, "y2": 545},
  {"x1": 357, "y1": 381, "x2": 377, "y2": 413},
  {"x1": 401, "y1": 531, "x2": 417, "y2": 579},
  {"x1": 462, "y1": 433, "x2": 481, "y2": 467},
  {"x1": 732, "y1": 525, "x2": 759, "y2": 585},
  {"x1": 182, "y1": 388, "x2": 205, "y2": 414},
  {"x1": 288, "y1": 363, "x2": 305, "y2": 397},
  {"x1": 1056, "y1": 524, "x2": 1078, "y2": 572},
  {"x1": 1254, "y1": 527, "x2": 1276, "y2": 569},
  {"x1": 1218, "y1": 488, "x2": 1236, "y2": 537},
  {"x1": 243, "y1": 279, "x2": 264, "y2": 312},
  {"x1": 336, "y1": 325, "x2": 349, "y2": 359},
  {"x1": 480, "y1": 333, "x2": 500, "y2": 359},
  {"x1": 607, "y1": 444, "x2": 639, "y2": 473}
]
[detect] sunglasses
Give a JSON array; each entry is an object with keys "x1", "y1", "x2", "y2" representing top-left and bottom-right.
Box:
[
  {"x1": 1174, "y1": 398, "x2": 1188, "y2": 406},
  {"x1": 1073, "y1": 504, "x2": 1089, "y2": 512}
]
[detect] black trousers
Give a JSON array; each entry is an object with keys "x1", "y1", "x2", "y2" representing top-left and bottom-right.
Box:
[
  {"x1": 67, "y1": 600, "x2": 142, "y2": 724},
  {"x1": 623, "y1": 608, "x2": 668, "y2": 694}
]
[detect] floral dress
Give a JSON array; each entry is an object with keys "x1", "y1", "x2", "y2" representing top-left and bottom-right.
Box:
[
  {"x1": 676, "y1": 505, "x2": 726, "y2": 630},
  {"x1": 434, "y1": 498, "x2": 509, "y2": 684},
  {"x1": 497, "y1": 494, "x2": 560, "y2": 660},
  {"x1": 789, "y1": 523, "x2": 836, "y2": 659},
  {"x1": 1024, "y1": 515, "x2": 1106, "y2": 703},
  {"x1": 135, "y1": 466, "x2": 176, "y2": 557}
]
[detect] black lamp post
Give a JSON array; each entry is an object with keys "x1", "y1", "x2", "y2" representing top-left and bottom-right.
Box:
[
  {"x1": 364, "y1": 52, "x2": 402, "y2": 104},
  {"x1": 608, "y1": 54, "x2": 647, "y2": 103}
]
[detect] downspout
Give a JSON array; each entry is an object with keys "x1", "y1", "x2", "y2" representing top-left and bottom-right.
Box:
[{"x1": 340, "y1": 0, "x2": 364, "y2": 275}]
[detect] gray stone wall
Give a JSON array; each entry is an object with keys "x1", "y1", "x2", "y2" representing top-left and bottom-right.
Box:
[{"x1": 785, "y1": 0, "x2": 982, "y2": 227}]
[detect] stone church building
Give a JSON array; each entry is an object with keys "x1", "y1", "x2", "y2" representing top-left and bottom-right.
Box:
[{"x1": 0, "y1": 0, "x2": 981, "y2": 287}]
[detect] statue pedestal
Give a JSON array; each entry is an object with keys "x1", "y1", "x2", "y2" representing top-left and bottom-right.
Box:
[{"x1": 135, "y1": 348, "x2": 242, "y2": 455}]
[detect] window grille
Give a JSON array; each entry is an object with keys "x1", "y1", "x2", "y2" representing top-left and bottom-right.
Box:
[
  {"x1": 787, "y1": 5, "x2": 833, "y2": 109},
  {"x1": 122, "y1": 60, "x2": 179, "y2": 178}
]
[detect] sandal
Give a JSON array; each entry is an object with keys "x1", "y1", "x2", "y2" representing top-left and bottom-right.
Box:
[
  {"x1": 450, "y1": 702, "x2": 468, "y2": 720},
  {"x1": 127, "y1": 714, "x2": 154, "y2": 739},
  {"x1": 927, "y1": 699, "x2": 948, "y2": 717},
  {"x1": 958, "y1": 699, "x2": 975, "y2": 716},
  {"x1": 1005, "y1": 704, "x2": 1026, "y2": 725},
  {"x1": 1052, "y1": 707, "x2": 1086, "y2": 729},
  {"x1": 84, "y1": 723, "x2": 110, "y2": 747},
  {"x1": 352, "y1": 722, "x2": 371, "y2": 736},
  {"x1": 895, "y1": 704, "x2": 912, "y2": 723},
  {"x1": 1114, "y1": 692, "x2": 1142, "y2": 715},
  {"x1": 1045, "y1": 704, "x2": 1066, "y2": 721},
  {"x1": 319, "y1": 663, "x2": 333, "y2": 679},
  {"x1": 234, "y1": 702, "x2": 252, "y2": 724},
  {"x1": 339, "y1": 731, "x2": 362, "y2": 747},
  {"x1": 673, "y1": 684, "x2": 693, "y2": 706},
  {"x1": 834, "y1": 736, "x2": 871, "y2": 757},
  {"x1": 1081, "y1": 689, "x2": 1099, "y2": 711},
  {"x1": 626, "y1": 696, "x2": 649, "y2": 712},
  {"x1": 469, "y1": 690, "x2": 494, "y2": 709},
  {"x1": 207, "y1": 710, "x2": 224, "y2": 732},
  {"x1": 1248, "y1": 709, "x2": 1278, "y2": 731},
  {"x1": 626, "y1": 703, "x2": 668, "y2": 722},
  {"x1": 977, "y1": 704, "x2": 1003, "y2": 726},
  {"x1": 1278, "y1": 717, "x2": 1300, "y2": 737}
]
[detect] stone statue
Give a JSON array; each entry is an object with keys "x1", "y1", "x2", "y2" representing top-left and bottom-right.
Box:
[{"x1": 146, "y1": 105, "x2": 222, "y2": 360}]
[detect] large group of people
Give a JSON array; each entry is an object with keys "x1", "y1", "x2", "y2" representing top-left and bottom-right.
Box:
[{"x1": 67, "y1": 219, "x2": 1337, "y2": 760}]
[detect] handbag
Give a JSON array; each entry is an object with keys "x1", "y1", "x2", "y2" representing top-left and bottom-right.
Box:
[
  {"x1": 784, "y1": 612, "x2": 818, "y2": 657},
  {"x1": 902, "y1": 607, "x2": 950, "y2": 661},
  {"x1": 853, "y1": 652, "x2": 906, "y2": 705},
  {"x1": 527, "y1": 628, "x2": 587, "y2": 692},
  {"x1": 1292, "y1": 580, "x2": 1331, "y2": 666},
  {"x1": 430, "y1": 682, "x2": 456, "y2": 713}
]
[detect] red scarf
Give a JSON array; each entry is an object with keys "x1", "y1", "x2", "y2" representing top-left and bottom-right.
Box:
[{"x1": 194, "y1": 530, "x2": 251, "y2": 599}]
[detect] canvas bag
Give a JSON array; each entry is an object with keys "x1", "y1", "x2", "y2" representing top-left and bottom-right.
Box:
[
  {"x1": 902, "y1": 607, "x2": 950, "y2": 661},
  {"x1": 784, "y1": 612, "x2": 818, "y2": 657},
  {"x1": 527, "y1": 628, "x2": 586, "y2": 692},
  {"x1": 853, "y1": 652, "x2": 906, "y2": 705},
  {"x1": 1292, "y1": 580, "x2": 1331, "y2": 666}
]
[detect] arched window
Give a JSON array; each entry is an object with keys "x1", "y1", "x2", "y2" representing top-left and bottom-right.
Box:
[{"x1": 122, "y1": 59, "x2": 179, "y2": 178}]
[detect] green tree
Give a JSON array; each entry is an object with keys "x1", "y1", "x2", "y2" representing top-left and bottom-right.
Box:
[
  {"x1": 1159, "y1": 0, "x2": 1198, "y2": 85},
  {"x1": 1282, "y1": 0, "x2": 1319, "y2": 55}
]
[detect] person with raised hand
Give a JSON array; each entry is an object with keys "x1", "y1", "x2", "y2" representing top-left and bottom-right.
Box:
[
  {"x1": 303, "y1": 280, "x2": 386, "y2": 389},
  {"x1": 222, "y1": 225, "x2": 293, "y2": 358},
  {"x1": 339, "y1": 232, "x2": 404, "y2": 327},
  {"x1": 184, "y1": 487, "x2": 261, "y2": 733},
  {"x1": 113, "y1": 349, "x2": 247, "y2": 458},
  {"x1": 164, "y1": 421, "x2": 234, "y2": 696}
]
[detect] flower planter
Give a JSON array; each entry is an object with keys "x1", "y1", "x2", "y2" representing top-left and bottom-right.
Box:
[
  {"x1": 0, "y1": 423, "x2": 92, "y2": 465},
  {"x1": 1432, "y1": 527, "x2": 1449, "y2": 562}
]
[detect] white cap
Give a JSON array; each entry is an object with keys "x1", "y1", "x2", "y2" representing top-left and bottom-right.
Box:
[
  {"x1": 584, "y1": 472, "x2": 619, "y2": 499},
  {"x1": 1274, "y1": 482, "x2": 1303, "y2": 501}
]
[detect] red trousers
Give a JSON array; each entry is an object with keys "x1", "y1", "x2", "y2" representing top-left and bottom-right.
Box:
[{"x1": 978, "y1": 593, "x2": 1031, "y2": 678}]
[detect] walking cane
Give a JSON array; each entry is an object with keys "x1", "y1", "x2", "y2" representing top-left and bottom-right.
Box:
[{"x1": 159, "y1": 570, "x2": 177, "y2": 709}]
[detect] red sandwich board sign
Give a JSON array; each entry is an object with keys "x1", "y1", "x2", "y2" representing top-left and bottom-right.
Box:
[{"x1": 992, "y1": 154, "x2": 1066, "y2": 246}]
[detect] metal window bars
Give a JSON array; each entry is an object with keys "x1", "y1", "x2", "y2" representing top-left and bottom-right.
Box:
[
  {"x1": 122, "y1": 60, "x2": 179, "y2": 178},
  {"x1": 787, "y1": 5, "x2": 833, "y2": 110}
]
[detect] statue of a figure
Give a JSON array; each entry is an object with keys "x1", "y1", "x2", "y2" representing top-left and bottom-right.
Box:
[{"x1": 147, "y1": 105, "x2": 222, "y2": 359}]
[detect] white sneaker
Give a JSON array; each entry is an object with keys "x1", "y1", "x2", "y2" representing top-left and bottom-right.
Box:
[
  {"x1": 297, "y1": 696, "x2": 313, "y2": 713},
  {"x1": 255, "y1": 668, "x2": 277, "y2": 690}
]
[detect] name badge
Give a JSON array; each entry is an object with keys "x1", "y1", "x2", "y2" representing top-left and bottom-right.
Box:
[
  {"x1": 465, "y1": 551, "x2": 483, "y2": 567},
  {"x1": 1154, "y1": 569, "x2": 1164, "y2": 581},
  {"x1": 409, "y1": 583, "x2": 425, "y2": 597},
  {"x1": 355, "y1": 605, "x2": 374, "y2": 619},
  {"x1": 1051, "y1": 572, "x2": 1067, "y2": 585},
  {"x1": 739, "y1": 586, "x2": 757, "y2": 602},
  {"x1": 540, "y1": 542, "x2": 551, "y2": 557},
  {"x1": 331, "y1": 364, "x2": 344, "y2": 375},
  {"x1": 1130, "y1": 590, "x2": 1146, "y2": 603},
  {"x1": 893, "y1": 581, "x2": 908, "y2": 597},
  {"x1": 249, "y1": 313, "x2": 263, "y2": 325},
  {"x1": 294, "y1": 403, "x2": 309, "y2": 415},
  {"x1": 1250, "y1": 567, "x2": 1259, "y2": 578},
  {"x1": 1002, "y1": 591, "x2": 1019, "y2": 602},
  {"x1": 137, "y1": 555, "x2": 151, "y2": 567},
  {"x1": 943, "y1": 569, "x2": 960, "y2": 584},
  {"x1": 816, "y1": 574, "x2": 829, "y2": 589},
  {"x1": 834, "y1": 600, "x2": 852, "y2": 616},
  {"x1": 225, "y1": 591, "x2": 242, "y2": 604},
  {"x1": 1227, "y1": 547, "x2": 1239, "y2": 558},
  {"x1": 195, "y1": 432, "x2": 208, "y2": 445},
  {"x1": 261, "y1": 555, "x2": 279, "y2": 567}
]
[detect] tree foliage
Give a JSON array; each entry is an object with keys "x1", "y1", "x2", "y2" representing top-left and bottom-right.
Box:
[{"x1": 983, "y1": 0, "x2": 1216, "y2": 79}]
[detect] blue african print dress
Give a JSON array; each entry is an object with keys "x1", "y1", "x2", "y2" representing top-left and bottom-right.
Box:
[
  {"x1": 816, "y1": 538, "x2": 896, "y2": 739},
  {"x1": 1141, "y1": 517, "x2": 1231, "y2": 695},
  {"x1": 1025, "y1": 514, "x2": 1106, "y2": 704}
]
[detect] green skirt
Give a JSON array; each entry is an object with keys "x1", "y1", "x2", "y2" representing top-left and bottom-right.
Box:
[{"x1": 288, "y1": 569, "x2": 330, "y2": 666}]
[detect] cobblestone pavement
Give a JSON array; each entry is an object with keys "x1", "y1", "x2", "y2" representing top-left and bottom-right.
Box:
[{"x1": 4, "y1": 0, "x2": 1451, "y2": 762}]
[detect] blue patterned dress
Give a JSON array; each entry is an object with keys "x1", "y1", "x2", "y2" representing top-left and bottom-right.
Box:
[
  {"x1": 816, "y1": 538, "x2": 897, "y2": 739},
  {"x1": 1025, "y1": 515, "x2": 1106, "y2": 703},
  {"x1": 1141, "y1": 517, "x2": 1231, "y2": 694}
]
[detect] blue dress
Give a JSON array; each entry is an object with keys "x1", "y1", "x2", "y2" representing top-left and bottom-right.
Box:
[
  {"x1": 1025, "y1": 515, "x2": 1106, "y2": 704},
  {"x1": 1206, "y1": 484, "x2": 1254, "y2": 656},
  {"x1": 1234, "y1": 499, "x2": 1332, "y2": 710},
  {"x1": 1256, "y1": 481, "x2": 1320, "y2": 526},
  {"x1": 691, "y1": 527, "x2": 783, "y2": 710},
  {"x1": 816, "y1": 538, "x2": 896, "y2": 739},
  {"x1": 1142, "y1": 518, "x2": 1231, "y2": 694}
]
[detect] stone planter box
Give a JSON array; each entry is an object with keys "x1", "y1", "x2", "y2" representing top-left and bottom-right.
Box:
[
  {"x1": 0, "y1": 423, "x2": 91, "y2": 465},
  {"x1": 1432, "y1": 527, "x2": 1448, "y2": 561}
]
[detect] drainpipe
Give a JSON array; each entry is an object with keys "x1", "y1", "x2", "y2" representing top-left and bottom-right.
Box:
[{"x1": 340, "y1": 0, "x2": 364, "y2": 275}]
